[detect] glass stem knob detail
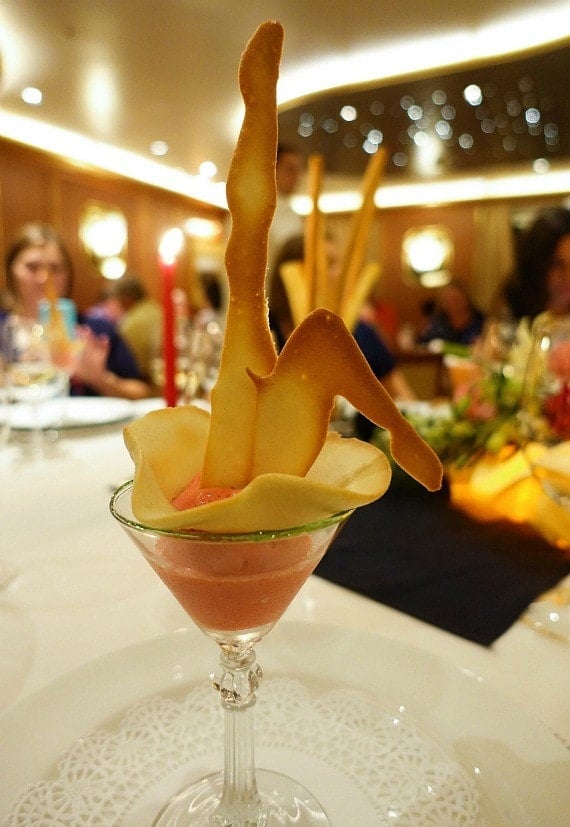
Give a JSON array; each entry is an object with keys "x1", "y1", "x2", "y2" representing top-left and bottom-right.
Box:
[{"x1": 212, "y1": 646, "x2": 265, "y2": 826}]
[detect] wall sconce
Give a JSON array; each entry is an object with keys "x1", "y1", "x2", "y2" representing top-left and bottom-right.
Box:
[
  {"x1": 79, "y1": 203, "x2": 128, "y2": 279},
  {"x1": 402, "y1": 225, "x2": 454, "y2": 288},
  {"x1": 184, "y1": 216, "x2": 223, "y2": 239}
]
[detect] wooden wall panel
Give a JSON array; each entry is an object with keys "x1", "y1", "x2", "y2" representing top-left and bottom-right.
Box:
[
  {"x1": 0, "y1": 138, "x2": 226, "y2": 313},
  {"x1": 1, "y1": 136, "x2": 564, "y2": 333},
  {"x1": 378, "y1": 203, "x2": 476, "y2": 333}
]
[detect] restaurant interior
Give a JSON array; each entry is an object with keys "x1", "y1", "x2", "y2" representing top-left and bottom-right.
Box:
[{"x1": 1, "y1": 2, "x2": 569, "y2": 825}]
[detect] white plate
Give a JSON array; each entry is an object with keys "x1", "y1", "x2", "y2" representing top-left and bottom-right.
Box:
[
  {"x1": 4, "y1": 397, "x2": 134, "y2": 430},
  {"x1": 0, "y1": 623, "x2": 567, "y2": 825}
]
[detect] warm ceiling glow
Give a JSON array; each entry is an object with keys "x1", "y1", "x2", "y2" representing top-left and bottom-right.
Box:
[
  {"x1": 184, "y1": 216, "x2": 223, "y2": 238},
  {"x1": 1, "y1": 5, "x2": 568, "y2": 211},
  {"x1": 83, "y1": 64, "x2": 117, "y2": 133},
  {"x1": 0, "y1": 111, "x2": 228, "y2": 208},
  {"x1": 277, "y1": 7, "x2": 570, "y2": 106},
  {"x1": 290, "y1": 165, "x2": 570, "y2": 213}
]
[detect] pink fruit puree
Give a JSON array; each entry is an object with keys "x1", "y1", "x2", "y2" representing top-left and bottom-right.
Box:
[
  {"x1": 172, "y1": 472, "x2": 239, "y2": 509},
  {"x1": 132, "y1": 474, "x2": 330, "y2": 633},
  {"x1": 137, "y1": 532, "x2": 326, "y2": 633}
]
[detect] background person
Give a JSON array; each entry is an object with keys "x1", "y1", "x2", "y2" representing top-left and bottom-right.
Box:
[
  {"x1": 110, "y1": 274, "x2": 163, "y2": 383},
  {"x1": 500, "y1": 206, "x2": 570, "y2": 321},
  {"x1": 268, "y1": 143, "x2": 305, "y2": 278},
  {"x1": 417, "y1": 280, "x2": 485, "y2": 347},
  {"x1": 1, "y1": 223, "x2": 152, "y2": 399}
]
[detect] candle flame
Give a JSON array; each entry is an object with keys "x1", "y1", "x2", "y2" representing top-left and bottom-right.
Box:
[{"x1": 159, "y1": 227, "x2": 184, "y2": 265}]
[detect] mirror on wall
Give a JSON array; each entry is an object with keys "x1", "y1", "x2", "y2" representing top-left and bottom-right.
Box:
[
  {"x1": 401, "y1": 225, "x2": 454, "y2": 287},
  {"x1": 79, "y1": 202, "x2": 128, "y2": 279}
]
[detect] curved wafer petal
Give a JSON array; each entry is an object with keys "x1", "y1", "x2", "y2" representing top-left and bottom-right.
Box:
[
  {"x1": 249, "y1": 308, "x2": 442, "y2": 491},
  {"x1": 125, "y1": 405, "x2": 391, "y2": 532}
]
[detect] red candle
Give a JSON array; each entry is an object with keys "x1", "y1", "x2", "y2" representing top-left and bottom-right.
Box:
[{"x1": 158, "y1": 229, "x2": 184, "y2": 407}]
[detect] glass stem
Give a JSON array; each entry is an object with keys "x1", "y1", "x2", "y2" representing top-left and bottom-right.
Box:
[{"x1": 212, "y1": 644, "x2": 264, "y2": 826}]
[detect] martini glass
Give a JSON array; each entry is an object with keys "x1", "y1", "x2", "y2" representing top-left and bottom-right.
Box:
[
  {"x1": 518, "y1": 313, "x2": 570, "y2": 640},
  {"x1": 110, "y1": 480, "x2": 350, "y2": 826}
]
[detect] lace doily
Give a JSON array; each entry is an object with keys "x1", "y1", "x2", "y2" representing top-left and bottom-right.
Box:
[{"x1": 4, "y1": 678, "x2": 482, "y2": 826}]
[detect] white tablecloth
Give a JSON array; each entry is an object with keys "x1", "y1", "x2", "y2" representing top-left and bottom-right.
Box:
[{"x1": 1, "y1": 400, "x2": 568, "y2": 754}]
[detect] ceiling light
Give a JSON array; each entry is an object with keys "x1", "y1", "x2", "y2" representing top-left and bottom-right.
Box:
[
  {"x1": 278, "y1": 7, "x2": 569, "y2": 106},
  {"x1": 525, "y1": 107, "x2": 541, "y2": 125},
  {"x1": 199, "y1": 160, "x2": 217, "y2": 178},
  {"x1": 458, "y1": 133, "x2": 474, "y2": 150},
  {"x1": 533, "y1": 158, "x2": 550, "y2": 173},
  {"x1": 21, "y1": 86, "x2": 42, "y2": 105},
  {"x1": 463, "y1": 84, "x2": 483, "y2": 106},
  {"x1": 83, "y1": 64, "x2": 117, "y2": 130},
  {"x1": 340, "y1": 105, "x2": 357, "y2": 122},
  {"x1": 362, "y1": 139, "x2": 379, "y2": 154},
  {"x1": 150, "y1": 140, "x2": 169, "y2": 156}
]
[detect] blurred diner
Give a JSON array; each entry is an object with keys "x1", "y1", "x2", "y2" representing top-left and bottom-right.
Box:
[
  {"x1": 267, "y1": 143, "x2": 305, "y2": 279},
  {"x1": 417, "y1": 280, "x2": 485, "y2": 348},
  {"x1": 500, "y1": 206, "x2": 570, "y2": 322},
  {"x1": 108, "y1": 273, "x2": 163, "y2": 385},
  {"x1": 1, "y1": 223, "x2": 152, "y2": 399}
]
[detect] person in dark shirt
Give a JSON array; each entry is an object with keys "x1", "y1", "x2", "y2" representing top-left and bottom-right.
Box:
[
  {"x1": 500, "y1": 206, "x2": 570, "y2": 321},
  {"x1": 417, "y1": 280, "x2": 484, "y2": 346}
]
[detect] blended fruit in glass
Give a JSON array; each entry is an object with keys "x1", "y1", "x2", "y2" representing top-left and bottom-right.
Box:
[{"x1": 132, "y1": 529, "x2": 333, "y2": 635}]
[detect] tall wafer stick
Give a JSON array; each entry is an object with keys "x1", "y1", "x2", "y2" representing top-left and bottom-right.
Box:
[
  {"x1": 304, "y1": 153, "x2": 325, "y2": 312},
  {"x1": 341, "y1": 261, "x2": 381, "y2": 333},
  {"x1": 201, "y1": 21, "x2": 283, "y2": 489},
  {"x1": 279, "y1": 260, "x2": 309, "y2": 327},
  {"x1": 336, "y1": 148, "x2": 387, "y2": 316}
]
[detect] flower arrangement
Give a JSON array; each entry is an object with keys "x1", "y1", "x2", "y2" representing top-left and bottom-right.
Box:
[
  {"x1": 543, "y1": 340, "x2": 570, "y2": 440},
  {"x1": 374, "y1": 320, "x2": 533, "y2": 469}
]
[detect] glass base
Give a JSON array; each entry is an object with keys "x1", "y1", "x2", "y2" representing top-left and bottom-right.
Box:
[{"x1": 153, "y1": 769, "x2": 329, "y2": 826}]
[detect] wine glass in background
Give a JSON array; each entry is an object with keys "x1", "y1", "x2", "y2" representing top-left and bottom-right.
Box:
[
  {"x1": 0, "y1": 357, "x2": 14, "y2": 588},
  {"x1": 518, "y1": 313, "x2": 570, "y2": 640},
  {"x1": 0, "y1": 315, "x2": 69, "y2": 457},
  {"x1": 111, "y1": 481, "x2": 350, "y2": 826},
  {"x1": 180, "y1": 319, "x2": 224, "y2": 404}
]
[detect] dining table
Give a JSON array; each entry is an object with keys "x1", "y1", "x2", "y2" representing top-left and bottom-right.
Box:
[{"x1": 0, "y1": 395, "x2": 568, "y2": 825}]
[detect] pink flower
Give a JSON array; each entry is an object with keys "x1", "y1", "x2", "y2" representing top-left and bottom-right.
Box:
[
  {"x1": 548, "y1": 341, "x2": 570, "y2": 382},
  {"x1": 453, "y1": 382, "x2": 497, "y2": 421}
]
